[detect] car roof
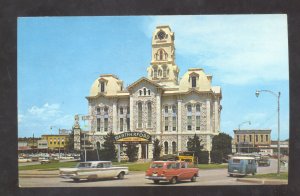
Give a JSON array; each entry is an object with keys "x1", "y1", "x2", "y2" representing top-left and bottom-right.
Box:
[{"x1": 231, "y1": 156, "x2": 255, "y2": 160}]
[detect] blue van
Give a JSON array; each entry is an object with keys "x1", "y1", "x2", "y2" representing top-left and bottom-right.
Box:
[{"x1": 228, "y1": 156, "x2": 257, "y2": 177}]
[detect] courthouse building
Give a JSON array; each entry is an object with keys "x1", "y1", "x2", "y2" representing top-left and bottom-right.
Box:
[{"x1": 84, "y1": 25, "x2": 222, "y2": 159}]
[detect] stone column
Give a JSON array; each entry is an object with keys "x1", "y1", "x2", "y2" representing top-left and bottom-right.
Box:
[
  {"x1": 156, "y1": 93, "x2": 161, "y2": 134},
  {"x1": 177, "y1": 99, "x2": 182, "y2": 152},
  {"x1": 138, "y1": 144, "x2": 142, "y2": 159},
  {"x1": 206, "y1": 99, "x2": 211, "y2": 133},
  {"x1": 113, "y1": 100, "x2": 118, "y2": 133},
  {"x1": 130, "y1": 95, "x2": 134, "y2": 131},
  {"x1": 214, "y1": 99, "x2": 219, "y2": 133},
  {"x1": 148, "y1": 143, "x2": 153, "y2": 159}
]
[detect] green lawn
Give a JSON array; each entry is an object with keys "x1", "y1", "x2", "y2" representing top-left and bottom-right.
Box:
[
  {"x1": 245, "y1": 172, "x2": 288, "y2": 180},
  {"x1": 19, "y1": 161, "x2": 227, "y2": 171},
  {"x1": 18, "y1": 161, "x2": 79, "y2": 171}
]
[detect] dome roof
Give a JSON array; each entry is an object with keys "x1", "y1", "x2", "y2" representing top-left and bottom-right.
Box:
[
  {"x1": 179, "y1": 68, "x2": 212, "y2": 91},
  {"x1": 89, "y1": 74, "x2": 123, "y2": 97}
]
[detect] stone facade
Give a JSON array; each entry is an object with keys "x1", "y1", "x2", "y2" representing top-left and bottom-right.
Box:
[{"x1": 84, "y1": 25, "x2": 222, "y2": 159}]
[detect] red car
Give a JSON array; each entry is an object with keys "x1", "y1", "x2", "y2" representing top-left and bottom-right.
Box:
[{"x1": 145, "y1": 161, "x2": 199, "y2": 184}]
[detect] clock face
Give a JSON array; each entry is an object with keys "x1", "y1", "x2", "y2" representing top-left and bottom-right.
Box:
[{"x1": 157, "y1": 30, "x2": 166, "y2": 40}]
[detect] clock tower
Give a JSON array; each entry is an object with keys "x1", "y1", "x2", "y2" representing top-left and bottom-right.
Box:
[{"x1": 147, "y1": 25, "x2": 179, "y2": 85}]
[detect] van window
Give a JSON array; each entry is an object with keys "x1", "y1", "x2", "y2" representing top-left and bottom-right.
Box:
[
  {"x1": 151, "y1": 163, "x2": 164, "y2": 168},
  {"x1": 167, "y1": 163, "x2": 177, "y2": 169},
  {"x1": 233, "y1": 159, "x2": 241, "y2": 164}
]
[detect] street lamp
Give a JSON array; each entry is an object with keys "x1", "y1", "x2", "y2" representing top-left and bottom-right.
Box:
[
  {"x1": 238, "y1": 121, "x2": 251, "y2": 153},
  {"x1": 255, "y1": 89, "x2": 281, "y2": 176}
]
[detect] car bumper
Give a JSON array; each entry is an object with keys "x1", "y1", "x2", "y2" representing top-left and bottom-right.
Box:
[{"x1": 145, "y1": 176, "x2": 167, "y2": 180}]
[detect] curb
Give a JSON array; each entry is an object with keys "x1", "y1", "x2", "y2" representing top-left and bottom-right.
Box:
[
  {"x1": 237, "y1": 178, "x2": 288, "y2": 185},
  {"x1": 19, "y1": 175, "x2": 58, "y2": 178}
]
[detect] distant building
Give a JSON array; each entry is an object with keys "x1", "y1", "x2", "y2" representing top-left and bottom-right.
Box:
[
  {"x1": 270, "y1": 140, "x2": 289, "y2": 156},
  {"x1": 233, "y1": 129, "x2": 271, "y2": 153},
  {"x1": 41, "y1": 134, "x2": 69, "y2": 151}
]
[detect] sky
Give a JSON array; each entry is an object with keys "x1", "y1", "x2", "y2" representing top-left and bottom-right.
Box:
[{"x1": 18, "y1": 15, "x2": 289, "y2": 140}]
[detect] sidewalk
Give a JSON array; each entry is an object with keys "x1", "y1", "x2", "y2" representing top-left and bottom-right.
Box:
[
  {"x1": 19, "y1": 170, "x2": 59, "y2": 178},
  {"x1": 237, "y1": 178, "x2": 288, "y2": 185}
]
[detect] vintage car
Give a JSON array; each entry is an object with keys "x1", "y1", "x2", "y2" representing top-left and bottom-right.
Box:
[
  {"x1": 257, "y1": 156, "x2": 271, "y2": 167},
  {"x1": 145, "y1": 161, "x2": 199, "y2": 184},
  {"x1": 59, "y1": 161, "x2": 129, "y2": 182},
  {"x1": 228, "y1": 156, "x2": 257, "y2": 177}
]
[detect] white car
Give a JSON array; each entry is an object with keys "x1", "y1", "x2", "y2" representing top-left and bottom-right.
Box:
[{"x1": 59, "y1": 161, "x2": 129, "y2": 182}]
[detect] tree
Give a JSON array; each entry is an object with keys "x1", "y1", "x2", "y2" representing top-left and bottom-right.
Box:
[
  {"x1": 65, "y1": 130, "x2": 74, "y2": 153},
  {"x1": 99, "y1": 131, "x2": 117, "y2": 161},
  {"x1": 152, "y1": 138, "x2": 162, "y2": 161},
  {"x1": 211, "y1": 133, "x2": 232, "y2": 163},
  {"x1": 187, "y1": 134, "x2": 207, "y2": 164},
  {"x1": 125, "y1": 143, "x2": 139, "y2": 162}
]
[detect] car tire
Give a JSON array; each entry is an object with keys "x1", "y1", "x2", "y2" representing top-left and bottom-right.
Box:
[
  {"x1": 118, "y1": 172, "x2": 125, "y2": 180},
  {"x1": 191, "y1": 175, "x2": 196, "y2": 182},
  {"x1": 153, "y1": 180, "x2": 160, "y2": 184},
  {"x1": 169, "y1": 177, "x2": 177, "y2": 184}
]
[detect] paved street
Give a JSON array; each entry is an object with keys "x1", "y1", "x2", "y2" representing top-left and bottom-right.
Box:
[{"x1": 19, "y1": 159, "x2": 287, "y2": 187}]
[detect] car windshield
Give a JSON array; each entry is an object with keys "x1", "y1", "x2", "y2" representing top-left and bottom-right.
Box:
[
  {"x1": 232, "y1": 159, "x2": 241, "y2": 164},
  {"x1": 151, "y1": 163, "x2": 164, "y2": 168},
  {"x1": 77, "y1": 163, "x2": 92, "y2": 168}
]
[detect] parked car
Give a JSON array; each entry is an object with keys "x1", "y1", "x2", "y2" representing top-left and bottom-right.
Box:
[
  {"x1": 40, "y1": 157, "x2": 59, "y2": 164},
  {"x1": 228, "y1": 156, "x2": 257, "y2": 177},
  {"x1": 257, "y1": 156, "x2": 270, "y2": 167},
  {"x1": 18, "y1": 158, "x2": 32, "y2": 163},
  {"x1": 59, "y1": 161, "x2": 129, "y2": 182},
  {"x1": 145, "y1": 161, "x2": 199, "y2": 184}
]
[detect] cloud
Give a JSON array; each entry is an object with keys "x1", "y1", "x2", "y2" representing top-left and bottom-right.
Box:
[
  {"x1": 18, "y1": 103, "x2": 74, "y2": 136},
  {"x1": 143, "y1": 15, "x2": 289, "y2": 85}
]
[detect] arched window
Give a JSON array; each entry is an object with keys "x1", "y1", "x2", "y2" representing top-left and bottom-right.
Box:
[
  {"x1": 144, "y1": 88, "x2": 147, "y2": 95},
  {"x1": 196, "y1": 104, "x2": 201, "y2": 112},
  {"x1": 96, "y1": 142, "x2": 101, "y2": 149},
  {"x1": 164, "y1": 141, "x2": 168, "y2": 154},
  {"x1": 148, "y1": 89, "x2": 150, "y2": 95},
  {"x1": 160, "y1": 50, "x2": 163, "y2": 60},
  {"x1": 187, "y1": 105, "x2": 192, "y2": 113},
  {"x1": 153, "y1": 67, "x2": 158, "y2": 78},
  {"x1": 147, "y1": 102, "x2": 152, "y2": 127},
  {"x1": 172, "y1": 105, "x2": 177, "y2": 115},
  {"x1": 96, "y1": 107, "x2": 101, "y2": 115},
  {"x1": 138, "y1": 102, "x2": 142, "y2": 128},
  {"x1": 139, "y1": 90, "x2": 142, "y2": 96},
  {"x1": 163, "y1": 66, "x2": 167, "y2": 77},
  {"x1": 158, "y1": 69, "x2": 162, "y2": 77},
  {"x1": 165, "y1": 106, "x2": 168, "y2": 114},
  {"x1": 172, "y1": 142, "x2": 177, "y2": 154},
  {"x1": 104, "y1": 107, "x2": 108, "y2": 115}
]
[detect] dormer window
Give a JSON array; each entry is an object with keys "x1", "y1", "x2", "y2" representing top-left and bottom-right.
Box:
[
  {"x1": 100, "y1": 82, "x2": 105, "y2": 92},
  {"x1": 192, "y1": 77, "x2": 196, "y2": 88}
]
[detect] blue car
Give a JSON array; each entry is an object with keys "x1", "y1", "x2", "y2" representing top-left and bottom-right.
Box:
[{"x1": 228, "y1": 156, "x2": 257, "y2": 177}]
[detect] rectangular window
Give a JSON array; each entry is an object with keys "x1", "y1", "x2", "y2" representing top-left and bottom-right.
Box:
[
  {"x1": 256, "y1": 135, "x2": 258, "y2": 142},
  {"x1": 243, "y1": 135, "x2": 246, "y2": 142},
  {"x1": 100, "y1": 82, "x2": 105, "y2": 92},
  {"x1": 266, "y1": 135, "x2": 269, "y2": 142},
  {"x1": 196, "y1": 116, "x2": 200, "y2": 130},
  {"x1": 127, "y1": 118, "x2": 130, "y2": 131},
  {"x1": 260, "y1": 135, "x2": 263, "y2": 142},
  {"x1": 97, "y1": 118, "x2": 101, "y2": 132},
  {"x1": 172, "y1": 117, "x2": 176, "y2": 131},
  {"x1": 192, "y1": 77, "x2": 196, "y2": 87},
  {"x1": 120, "y1": 118, "x2": 123, "y2": 132},
  {"x1": 249, "y1": 135, "x2": 252, "y2": 142},
  {"x1": 120, "y1": 107, "x2": 123, "y2": 114},
  {"x1": 164, "y1": 106, "x2": 168, "y2": 114},
  {"x1": 165, "y1": 117, "x2": 169, "y2": 131},
  {"x1": 237, "y1": 135, "x2": 240, "y2": 143},
  {"x1": 187, "y1": 116, "x2": 192, "y2": 130},
  {"x1": 104, "y1": 118, "x2": 108, "y2": 132}
]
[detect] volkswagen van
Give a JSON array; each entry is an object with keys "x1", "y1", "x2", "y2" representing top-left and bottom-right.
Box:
[{"x1": 228, "y1": 156, "x2": 257, "y2": 177}]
